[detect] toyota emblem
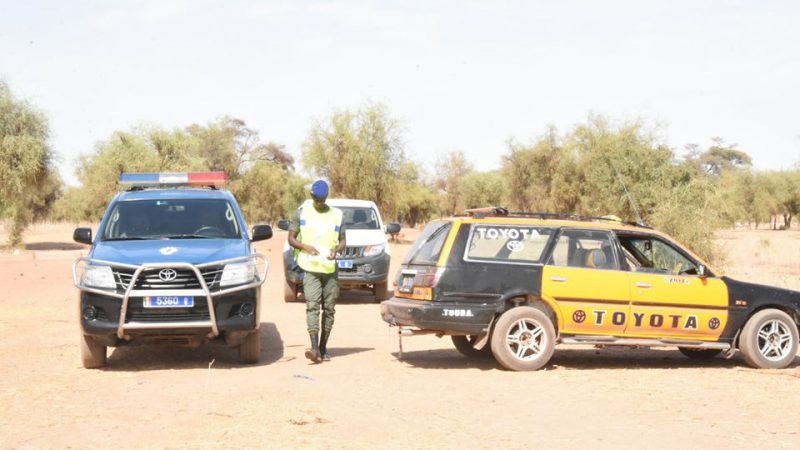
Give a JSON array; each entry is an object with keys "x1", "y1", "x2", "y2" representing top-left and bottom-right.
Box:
[{"x1": 159, "y1": 269, "x2": 178, "y2": 281}]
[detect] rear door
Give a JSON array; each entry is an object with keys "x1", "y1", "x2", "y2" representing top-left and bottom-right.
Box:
[
  {"x1": 543, "y1": 229, "x2": 631, "y2": 336},
  {"x1": 616, "y1": 232, "x2": 728, "y2": 340}
]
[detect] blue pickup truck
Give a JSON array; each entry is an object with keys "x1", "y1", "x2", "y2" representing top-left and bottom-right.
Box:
[{"x1": 72, "y1": 172, "x2": 272, "y2": 368}]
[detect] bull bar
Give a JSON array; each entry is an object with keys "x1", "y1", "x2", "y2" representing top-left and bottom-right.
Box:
[{"x1": 72, "y1": 254, "x2": 268, "y2": 339}]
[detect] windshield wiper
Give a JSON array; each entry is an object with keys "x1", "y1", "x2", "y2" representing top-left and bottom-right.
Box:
[
  {"x1": 103, "y1": 237, "x2": 149, "y2": 241},
  {"x1": 163, "y1": 234, "x2": 215, "y2": 239}
]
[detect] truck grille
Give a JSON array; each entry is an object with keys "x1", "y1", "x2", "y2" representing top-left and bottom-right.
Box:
[
  {"x1": 113, "y1": 266, "x2": 223, "y2": 291},
  {"x1": 338, "y1": 246, "x2": 364, "y2": 258},
  {"x1": 126, "y1": 296, "x2": 211, "y2": 322}
]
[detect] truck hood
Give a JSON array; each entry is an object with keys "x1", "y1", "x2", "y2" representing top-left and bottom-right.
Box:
[
  {"x1": 91, "y1": 239, "x2": 248, "y2": 265},
  {"x1": 345, "y1": 229, "x2": 388, "y2": 247}
]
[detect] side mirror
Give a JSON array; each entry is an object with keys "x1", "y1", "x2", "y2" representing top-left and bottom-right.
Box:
[
  {"x1": 698, "y1": 264, "x2": 707, "y2": 278},
  {"x1": 276, "y1": 219, "x2": 291, "y2": 231},
  {"x1": 73, "y1": 228, "x2": 92, "y2": 245},
  {"x1": 385, "y1": 223, "x2": 401, "y2": 235},
  {"x1": 251, "y1": 224, "x2": 273, "y2": 242}
]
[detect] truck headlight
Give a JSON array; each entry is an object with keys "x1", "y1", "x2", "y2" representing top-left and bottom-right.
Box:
[
  {"x1": 82, "y1": 265, "x2": 116, "y2": 289},
  {"x1": 363, "y1": 243, "x2": 386, "y2": 257},
  {"x1": 220, "y1": 261, "x2": 257, "y2": 287}
]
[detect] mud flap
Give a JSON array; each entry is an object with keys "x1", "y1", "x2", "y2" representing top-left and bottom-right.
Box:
[{"x1": 473, "y1": 315, "x2": 497, "y2": 350}]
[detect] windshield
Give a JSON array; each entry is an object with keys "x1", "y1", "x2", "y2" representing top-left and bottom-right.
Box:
[
  {"x1": 338, "y1": 206, "x2": 381, "y2": 230},
  {"x1": 102, "y1": 199, "x2": 241, "y2": 240}
]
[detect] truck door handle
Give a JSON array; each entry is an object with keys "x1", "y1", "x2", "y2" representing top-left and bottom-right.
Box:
[
  {"x1": 635, "y1": 282, "x2": 652, "y2": 289},
  {"x1": 550, "y1": 276, "x2": 568, "y2": 283}
]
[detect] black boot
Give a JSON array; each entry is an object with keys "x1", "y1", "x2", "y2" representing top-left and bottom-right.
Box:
[
  {"x1": 305, "y1": 333, "x2": 322, "y2": 363},
  {"x1": 319, "y1": 330, "x2": 331, "y2": 361}
]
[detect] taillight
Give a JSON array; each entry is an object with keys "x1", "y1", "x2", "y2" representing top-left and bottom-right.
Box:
[{"x1": 396, "y1": 267, "x2": 444, "y2": 301}]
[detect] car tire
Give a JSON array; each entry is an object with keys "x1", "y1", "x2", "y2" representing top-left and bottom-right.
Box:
[
  {"x1": 284, "y1": 279, "x2": 298, "y2": 303},
  {"x1": 81, "y1": 333, "x2": 106, "y2": 369},
  {"x1": 678, "y1": 347, "x2": 722, "y2": 360},
  {"x1": 239, "y1": 328, "x2": 261, "y2": 364},
  {"x1": 451, "y1": 335, "x2": 493, "y2": 358},
  {"x1": 739, "y1": 309, "x2": 798, "y2": 369},
  {"x1": 373, "y1": 281, "x2": 389, "y2": 303},
  {"x1": 490, "y1": 306, "x2": 556, "y2": 371}
]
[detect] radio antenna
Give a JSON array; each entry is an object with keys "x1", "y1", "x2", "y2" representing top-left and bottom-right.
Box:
[{"x1": 609, "y1": 161, "x2": 646, "y2": 227}]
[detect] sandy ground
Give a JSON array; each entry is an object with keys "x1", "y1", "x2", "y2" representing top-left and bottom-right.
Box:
[{"x1": 1, "y1": 223, "x2": 799, "y2": 449}]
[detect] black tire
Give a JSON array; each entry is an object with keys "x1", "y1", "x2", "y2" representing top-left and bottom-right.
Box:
[
  {"x1": 490, "y1": 306, "x2": 556, "y2": 371},
  {"x1": 373, "y1": 281, "x2": 389, "y2": 302},
  {"x1": 284, "y1": 278, "x2": 298, "y2": 303},
  {"x1": 451, "y1": 335, "x2": 493, "y2": 358},
  {"x1": 239, "y1": 328, "x2": 261, "y2": 364},
  {"x1": 80, "y1": 333, "x2": 106, "y2": 369},
  {"x1": 739, "y1": 309, "x2": 798, "y2": 369},
  {"x1": 678, "y1": 348, "x2": 723, "y2": 360}
]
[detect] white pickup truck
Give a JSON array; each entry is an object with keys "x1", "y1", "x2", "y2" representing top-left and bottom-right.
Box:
[{"x1": 278, "y1": 199, "x2": 401, "y2": 302}]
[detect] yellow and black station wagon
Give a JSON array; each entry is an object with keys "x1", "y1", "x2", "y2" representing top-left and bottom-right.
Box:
[{"x1": 380, "y1": 208, "x2": 800, "y2": 371}]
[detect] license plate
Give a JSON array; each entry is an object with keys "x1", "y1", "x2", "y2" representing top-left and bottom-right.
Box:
[
  {"x1": 337, "y1": 260, "x2": 353, "y2": 269},
  {"x1": 143, "y1": 296, "x2": 194, "y2": 308},
  {"x1": 399, "y1": 275, "x2": 414, "y2": 293}
]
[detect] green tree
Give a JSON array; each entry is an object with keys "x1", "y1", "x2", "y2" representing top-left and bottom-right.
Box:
[
  {"x1": 0, "y1": 82, "x2": 60, "y2": 248},
  {"x1": 435, "y1": 150, "x2": 473, "y2": 215},
  {"x1": 394, "y1": 161, "x2": 438, "y2": 226},
  {"x1": 232, "y1": 161, "x2": 290, "y2": 224},
  {"x1": 302, "y1": 103, "x2": 404, "y2": 214},
  {"x1": 501, "y1": 126, "x2": 580, "y2": 212},
  {"x1": 460, "y1": 170, "x2": 508, "y2": 209}
]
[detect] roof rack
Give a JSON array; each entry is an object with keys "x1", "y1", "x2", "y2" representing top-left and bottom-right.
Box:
[{"x1": 463, "y1": 206, "x2": 651, "y2": 228}]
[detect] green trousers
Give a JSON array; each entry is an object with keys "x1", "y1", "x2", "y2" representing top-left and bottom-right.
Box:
[{"x1": 303, "y1": 270, "x2": 339, "y2": 334}]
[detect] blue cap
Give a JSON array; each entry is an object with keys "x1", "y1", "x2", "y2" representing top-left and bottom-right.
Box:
[{"x1": 311, "y1": 179, "x2": 329, "y2": 198}]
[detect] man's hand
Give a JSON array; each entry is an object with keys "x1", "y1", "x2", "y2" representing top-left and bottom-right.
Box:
[
  {"x1": 327, "y1": 249, "x2": 337, "y2": 260},
  {"x1": 305, "y1": 244, "x2": 319, "y2": 256}
]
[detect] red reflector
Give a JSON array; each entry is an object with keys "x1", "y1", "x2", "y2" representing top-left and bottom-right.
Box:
[{"x1": 187, "y1": 172, "x2": 227, "y2": 186}]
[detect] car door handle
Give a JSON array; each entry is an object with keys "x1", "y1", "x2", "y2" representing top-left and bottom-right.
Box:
[
  {"x1": 635, "y1": 282, "x2": 652, "y2": 289},
  {"x1": 550, "y1": 276, "x2": 568, "y2": 283}
]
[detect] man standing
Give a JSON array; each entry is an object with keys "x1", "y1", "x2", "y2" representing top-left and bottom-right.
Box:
[{"x1": 288, "y1": 180, "x2": 346, "y2": 363}]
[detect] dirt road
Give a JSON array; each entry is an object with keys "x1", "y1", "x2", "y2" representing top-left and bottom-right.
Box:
[{"x1": 1, "y1": 225, "x2": 798, "y2": 449}]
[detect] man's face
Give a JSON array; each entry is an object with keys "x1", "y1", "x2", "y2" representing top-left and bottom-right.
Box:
[{"x1": 312, "y1": 195, "x2": 327, "y2": 208}]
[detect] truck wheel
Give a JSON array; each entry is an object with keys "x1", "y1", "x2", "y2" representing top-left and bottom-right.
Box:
[
  {"x1": 284, "y1": 279, "x2": 298, "y2": 303},
  {"x1": 739, "y1": 309, "x2": 798, "y2": 369},
  {"x1": 80, "y1": 333, "x2": 106, "y2": 369},
  {"x1": 373, "y1": 281, "x2": 389, "y2": 302},
  {"x1": 239, "y1": 328, "x2": 261, "y2": 364},
  {"x1": 678, "y1": 348, "x2": 722, "y2": 360},
  {"x1": 490, "y1": 306, "x2": 555, "y2": 371},
  {"x1": 451, "y1": 335, "x2": 492, "y2": 358}
]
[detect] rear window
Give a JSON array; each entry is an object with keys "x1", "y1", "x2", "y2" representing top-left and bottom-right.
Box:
[
  {"x1": 465, "y1": 224, "x2": 554, "y2": 264},
  {"x1": 403, "y1": 221, "x2": 453, "y2": 265}
]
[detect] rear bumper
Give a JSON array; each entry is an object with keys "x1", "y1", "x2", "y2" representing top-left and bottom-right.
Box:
[{"x1": 380, "y1": 296, "x2": 497, "y2": 335}]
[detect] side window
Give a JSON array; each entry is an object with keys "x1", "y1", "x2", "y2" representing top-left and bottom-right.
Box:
[
  {"x1": 617, "y1": 234, "x2": 699, "y2": 275},
  {"x1": 549, "y1": 229, "x2": 619, "y2": 270},
  {"x1": 465, "y1": 225, "x2": 553, "y2": 264}
]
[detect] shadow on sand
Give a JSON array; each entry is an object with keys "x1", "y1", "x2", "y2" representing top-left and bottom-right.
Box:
[
  {"x1": 392, "y1": 347, "x2": 798, "y2": 371},
  {"x1": 102, "y1": 322, "x2": 284, "y2": 372}
]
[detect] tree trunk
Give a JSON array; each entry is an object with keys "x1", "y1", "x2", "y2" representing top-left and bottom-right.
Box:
[{"x1": 783, "y1": 214, "x2": 792, "y2": 230}]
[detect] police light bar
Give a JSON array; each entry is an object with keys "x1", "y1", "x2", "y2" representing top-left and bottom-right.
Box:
[{"x1": 119, "y1": 172, "x2": 227, "y2": 187}]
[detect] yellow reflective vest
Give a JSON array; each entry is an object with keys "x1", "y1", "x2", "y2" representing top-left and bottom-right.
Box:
[{"x1": 296, "y1": 201, "x2": 343, "y2": 274}]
